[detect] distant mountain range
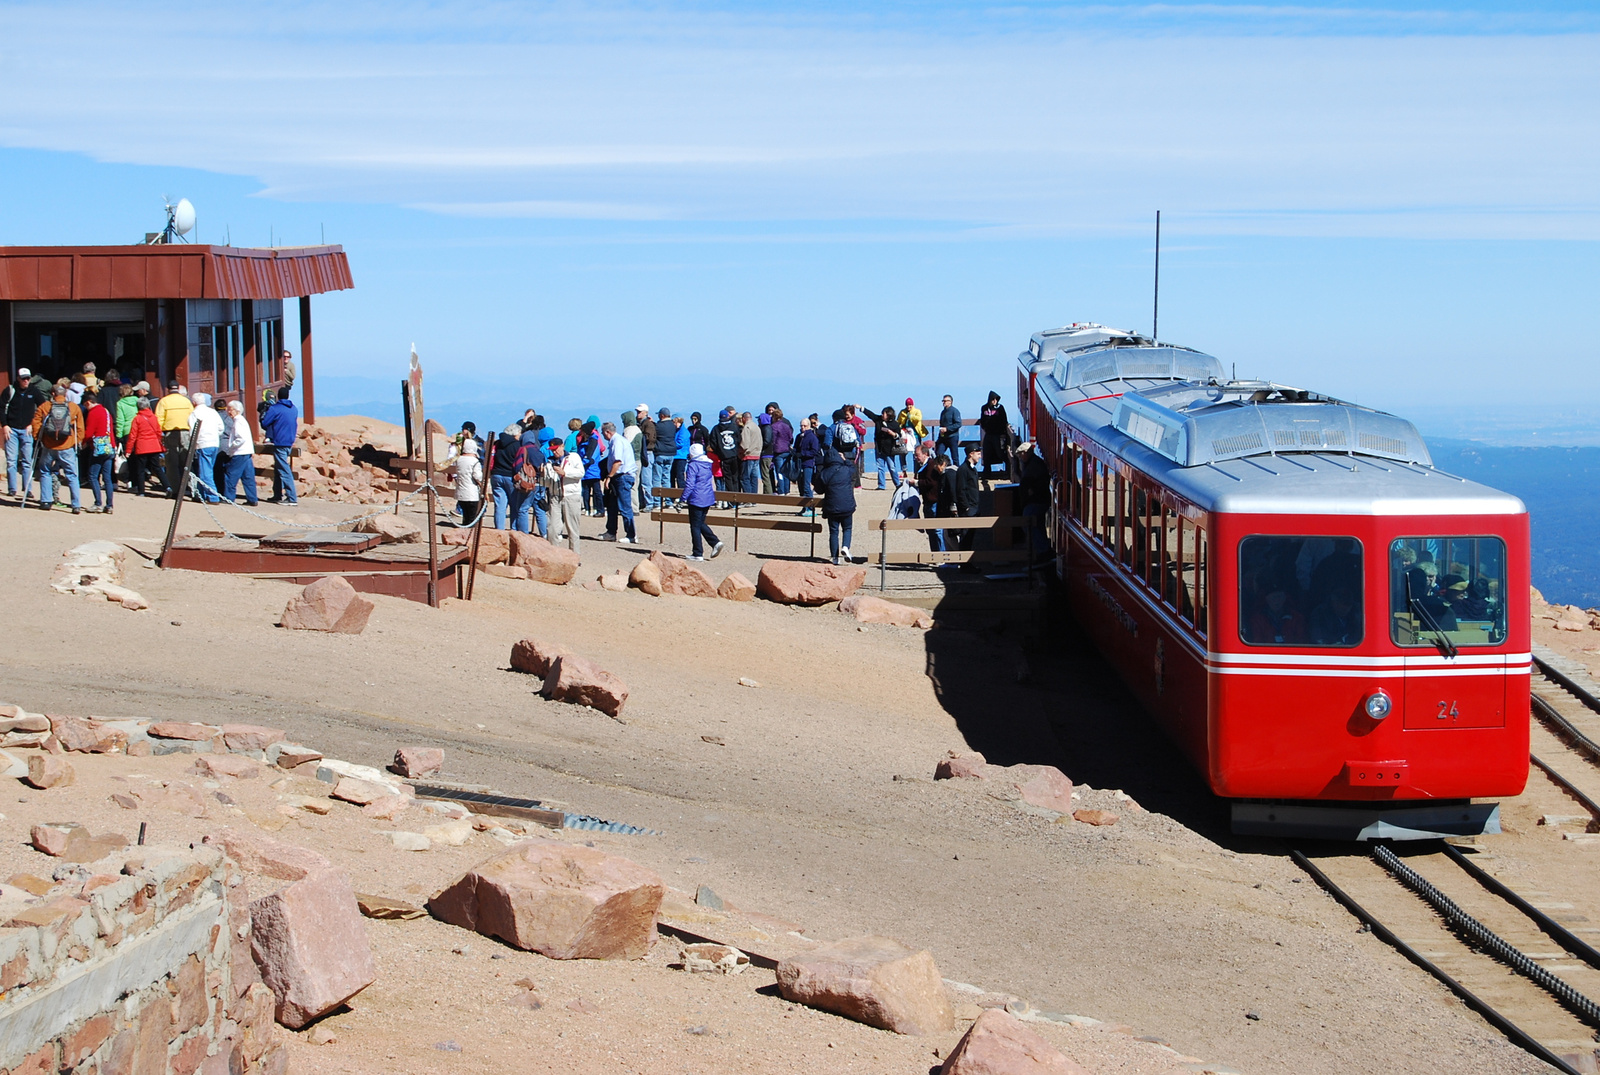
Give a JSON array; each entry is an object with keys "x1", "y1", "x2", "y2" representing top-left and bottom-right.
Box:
[{"x1": 1427, "y1": 438, "x2": 1600, "y2": 609}]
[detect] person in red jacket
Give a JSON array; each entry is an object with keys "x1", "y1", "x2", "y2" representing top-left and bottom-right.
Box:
[
  {"x1": 124, "y1": 398, "x2": 168, "y2": 497},
  {"x1": 82, "y1": 394, "x2": 116, "y2": 513}
]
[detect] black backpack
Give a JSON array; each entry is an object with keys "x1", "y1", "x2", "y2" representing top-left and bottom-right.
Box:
[{"x1": 42, "y1": 401, "x2": 72, "y2": 439}]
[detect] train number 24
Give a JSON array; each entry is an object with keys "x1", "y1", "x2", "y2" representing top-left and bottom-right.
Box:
[{"x1": 1436, "y1": 700, "x2": 1461, "y2": 721}]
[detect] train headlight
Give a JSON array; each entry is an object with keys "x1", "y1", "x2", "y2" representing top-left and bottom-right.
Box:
[{"x1": 1364, "y1": 690, "x2": 1393, "y2": 721}]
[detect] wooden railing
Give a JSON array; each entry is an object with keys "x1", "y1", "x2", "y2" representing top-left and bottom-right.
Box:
[{"x1": 649, "y1": 487, "x2": 823, "y2": 556}]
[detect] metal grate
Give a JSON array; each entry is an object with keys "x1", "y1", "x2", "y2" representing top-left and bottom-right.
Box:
[{"x1": 412, "y1": 785, "x2": 660, "y2": 836}]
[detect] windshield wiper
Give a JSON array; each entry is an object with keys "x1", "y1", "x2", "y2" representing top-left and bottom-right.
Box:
[{"x1": 1406, "y1": 577, "x2": 1459, "y2": 659}]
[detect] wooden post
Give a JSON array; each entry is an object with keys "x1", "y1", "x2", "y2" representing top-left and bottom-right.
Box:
[
  {"x1": 880, "y1": 523, "x2": 887, "y2": 590},
  {"x1": 158, "y1": 434, "x2": 202, "y2": 567},
  {"x1": 732, "y1": 500, "x2": 740, "y2": 552},
  {"x1": 298, "y1": 296, "x2": 315, "y2": 423},
  {"x1": 425, "y1": 431, "x2": 439, "y2": 608},
  {"x1": 463, "y1": 441, "x2": 493, "y2": 601}
]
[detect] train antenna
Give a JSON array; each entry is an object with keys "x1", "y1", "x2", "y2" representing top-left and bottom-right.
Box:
[{"x1": 1152, "y1": 210, "x2": 1161, "y2": 343}]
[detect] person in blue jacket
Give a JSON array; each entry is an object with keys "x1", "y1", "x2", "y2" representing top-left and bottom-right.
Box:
[
  {"x1": 259, "y1": 387, "x2": 299, "y2": 504},
  {"x1": 812, "y1": 447, "x2": 857, "y2": 564},
  {"x1": 681, "y1": 443, "x2": 724, "y2": 561},
  {"x1": 794, "y1": 416, "x2": 822, "y2": 500},
  {"x1": 672, "y1": 415, "x2": 691, "y2": 488}
]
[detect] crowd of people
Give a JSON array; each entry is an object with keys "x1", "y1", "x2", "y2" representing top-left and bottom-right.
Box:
[
  {"x1": 1, "y1": 356, "x2": 303, "y2": 513},
  {"x1": 444, "y1": 391, "x2": 1036, "y2": 566}
]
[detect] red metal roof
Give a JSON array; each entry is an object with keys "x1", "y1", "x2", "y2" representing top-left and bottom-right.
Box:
[{"x1": 0, "y1": 245, "x2": 353, "y2": 301}]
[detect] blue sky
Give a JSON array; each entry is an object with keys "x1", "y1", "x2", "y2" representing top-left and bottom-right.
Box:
[{"x1": 1, "y1": 1, "x2": 1597, "y2": 438}]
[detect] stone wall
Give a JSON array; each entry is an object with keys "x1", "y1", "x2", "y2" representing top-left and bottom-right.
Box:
[{"x1": 0, "y1": 845, "x2": 283, "y2": 1075}]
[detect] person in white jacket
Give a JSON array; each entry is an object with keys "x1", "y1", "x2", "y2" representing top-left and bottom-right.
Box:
[
  {"x1": 188, "y1": 393, "x2": 225, "y2": 503},
  {"x1": 543, "y1": 435, "x2": 584, "y2": 556},
  {"x1": 218, "y1": 399, "x2": 258, "y2": 505},
  {"x1": 452, "y1": 438, "x2": 484, "y2": 525}
]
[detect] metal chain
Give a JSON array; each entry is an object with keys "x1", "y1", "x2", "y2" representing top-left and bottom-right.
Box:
[{"x1": 180, "y1": 469, "x2": 440, "y2": 542}]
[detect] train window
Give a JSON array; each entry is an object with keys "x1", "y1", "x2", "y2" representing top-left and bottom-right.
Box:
[
  {"x1": 1390, "y1": 537, "x2": 1508, "y2": 648},
  {"x1": 1195, "y1": 526, "x2": 1208, "y2": 635},
  {"x1": 1238, "y1": 536, "x2": 1363, "y2": 647}
]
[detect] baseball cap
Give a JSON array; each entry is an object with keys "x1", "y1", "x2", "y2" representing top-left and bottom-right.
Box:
[
  {"x1": 16, "y1": 367, "x2": 29, "y2": 379},
  {"x1": 658, "y1": 406, "x2": 671, "y2": 417},
  {"x1": 636, "y1": 403, "x2": 649, "y2": 413},
  {"x1": 135, "y1": 380, "x2": 150, "y2": 392}
]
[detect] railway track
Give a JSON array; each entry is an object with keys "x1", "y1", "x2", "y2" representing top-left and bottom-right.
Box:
[
  {"x1": 1531, "y1": 650, "x2": 1600, "y2": 840},
  {"x1": 1295, "y1": 843, "x2": 1600, "y2": 1074}
]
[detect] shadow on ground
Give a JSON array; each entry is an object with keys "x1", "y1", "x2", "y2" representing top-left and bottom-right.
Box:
[{"x1": 924, "y1": 582, "x2": 1247, "y2": 848}]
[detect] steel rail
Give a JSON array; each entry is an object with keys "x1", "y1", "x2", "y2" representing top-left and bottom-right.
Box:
[
  {"x1": 1372, "y1": 845, "x2": 1600, "y2": 1028},
  {"x1": 1442, "y1": 844, "x2": 1600, "y2": 971},
  {"x1": 1529, "y1": 754, "x2": 1600, "y2": 823},
  {"x1": 1531, "y1": 693, "x2": 1600, "y2": 768},
  {"x1": 1290, "y1": 850, "x2": 1584, "y2": 1075},
  {"x1": 1533, "y1": 654, "x2": 1600, "y2": 715}
]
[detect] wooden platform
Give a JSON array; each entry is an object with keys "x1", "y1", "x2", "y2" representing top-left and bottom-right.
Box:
[{"x1": 161, "y1": 534, "x2": 470, "y2": 603}]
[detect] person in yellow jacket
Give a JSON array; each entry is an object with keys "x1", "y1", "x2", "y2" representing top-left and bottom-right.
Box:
[
  {"x1": 154, "y1": 383, "x2": 194, "y2": 501},
  {"x1": 898, "y1": 397, "x2": 927, "y2": 441}
]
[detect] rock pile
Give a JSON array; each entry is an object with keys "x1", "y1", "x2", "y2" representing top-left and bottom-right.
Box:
[
  {"x1": 50, "y1": 540, "x2": 147, "y2": 610},
  {"x1": 287, "y1": 423, "x2": 411, "y2": 505},
  {"x1": 934, "y1": 750, "x2": 1077, "y2": 816}
]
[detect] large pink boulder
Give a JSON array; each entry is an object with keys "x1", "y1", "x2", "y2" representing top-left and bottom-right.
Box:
[
  {"x1": 473, "y1": 529, "x2": 510, "y2": 565},
  {"x1": 206, "y1": 828, "x2": 332, "y2": 881},
  {"x1": 776, "y1": 935, "x2": 954, "y2": 1035},
  {"x1": 280, "y1": 576, "x2": 374, "y2": 634},
  {"x1": 840, "y1": 594, "x2": 932, "y2": 628},
  {"x1": 508, "y1": 533, "x2": 580, "y2": 584},
  {"x1": 541, "y1": 655, "x2": 629, "y2": 719},
  {"x1": 353, "y1": 513, "x2": 422, "y2": 544},
  {"x1": 647, "y1": 551, "x2": 717, "y2": 598},
  {"x1": 756, "y1": 561, "x2": 866, "y2": 605},
  {"x1": 940, "y1": 1009, "x2": 1088, "y2": 1074},
  {"x1": 250, "y1": 867, "x2": 376, "y2": 1028},
  {"x1": 427, "y1": 842, "x2": 664, "y2": 960},
  {"x1": 983, "y1": 763, "x2": 1075, "y2": 814},
  {"x1": 510, "y1": 637, "x2": 572, "y2": 677}
]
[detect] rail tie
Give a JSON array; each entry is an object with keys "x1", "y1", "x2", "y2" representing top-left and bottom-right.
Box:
[
  {"x1": 1291, "y1": 850, "x2": 1586, "y2": 1075},
  {"x1": 1371, "y1": 844, "x2": 1600, "y2": 1029}
]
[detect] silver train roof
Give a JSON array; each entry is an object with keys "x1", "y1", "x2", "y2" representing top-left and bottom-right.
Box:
[{"x1": 1030, "y1": 339, "x2": 1526, "y2": 517}]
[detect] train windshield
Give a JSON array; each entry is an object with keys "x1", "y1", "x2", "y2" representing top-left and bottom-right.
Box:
[
  {"x1": 1390, "y1": 537, "x2": 1508, "y2": 649},
  {"x1": 1239, "y1": 536, "x2": 1363, "y2": 647}
]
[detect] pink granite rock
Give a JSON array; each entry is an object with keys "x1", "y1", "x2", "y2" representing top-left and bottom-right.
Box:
[
  {"x1": 205, "y1": 829, "x2": 333, "y2": 881},
  {"x1": 24, "y1": 754, "x2": 75, "y2": 789},
  {"x1": 427, "y1": 842, "x2": 664, "y2": 960},
  {"x1": 280, "y1": 576, "x2": 374, "y2": 634},
  {"x1": 48, "y1": 715, "x2": 126, "y2": 753},
  {"x1": 939, "y1": 1009, "x2": 1089, "y2": 1074},
  {"x1": 840, "y1": 594, "x2": 933, "y2": 628},
  {"x1": 755, "y1": 562, "x2": 867, "y2": 605},
  {"x1": 541, "y1": 655, "x2": 629, "y2": 719},
  {"x1": 507, "y1": 533, "x2": 580, "y2": 585},
  {"x1": 148, "y1": 722, "x2": 221, "y2": 741},
  {"x1": 776, "y1": 935, "x2": 954, "y2": 1035},
  {"x1": 222, "y1": 724, "x2": 286, "y2": 752},
  {"x1": 509, "y1": 638, "x2": 572, "y2": 677},
  {"x1": 329, "y1": 776, "x2": 390, "y2": 806},
  {"x1": 983, "y1": 764, "x2": 1074, "y2": 814},
  {"x1": 393, "y1": 746, "x2": 444, "y2": 778},
  {"x1": 194, "y1": 755, "x2": 261, "y2": 779},
  {"x1": 934, "y1": 750, "x2": 988, "y2": 780},
  {"x1": 717, "y1": 572, "x2": 756, "y2": 601},
  {"x1": 250, "y1": 867, "x2": 377, "y2": 1028}
]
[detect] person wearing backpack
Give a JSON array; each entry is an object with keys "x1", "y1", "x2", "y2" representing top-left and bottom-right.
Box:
[
  {"x1": 5, "y1": 370, "x2": 44, "y2": 499},
  {"x1": 30, "y1": 383, "x2": 84, "y2": 512},
  {"x1": 813, "y1": 447, "x2": 857, "y2": 565},
  {"x1": 512, "y1": 429, "x2": 548, "y2": 537}
]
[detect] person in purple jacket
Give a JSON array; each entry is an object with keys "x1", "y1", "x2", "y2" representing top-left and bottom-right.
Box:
[
  {"x1": 768, "y1": 404, "x2": 794, "y2": 495},
  {"x1": 681, "y1": 443, "x2": 724, "y2": 561}
]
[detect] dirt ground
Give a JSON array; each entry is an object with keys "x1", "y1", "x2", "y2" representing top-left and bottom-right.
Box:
[{"x1": 0, "y1": 479, "x2": 1574, "y2": 1075}]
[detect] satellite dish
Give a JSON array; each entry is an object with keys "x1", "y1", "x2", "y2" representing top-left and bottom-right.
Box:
[{"x1": 173, "y1": 199, "x2": 195, "y2": 236}]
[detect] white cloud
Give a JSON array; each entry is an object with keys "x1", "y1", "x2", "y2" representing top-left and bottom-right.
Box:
[{"x1": 0, "y1": 2, "x2": 1595, "y2": 237}]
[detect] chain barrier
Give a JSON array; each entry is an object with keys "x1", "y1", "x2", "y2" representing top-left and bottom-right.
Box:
[{"x1": 179, "y1": 468, "x2": 441, "y2": 543}]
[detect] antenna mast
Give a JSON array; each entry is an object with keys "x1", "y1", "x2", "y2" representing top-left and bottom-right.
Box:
[{"x1": 1152, "y1": 210, "x2": 1161, "y2": 343}]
